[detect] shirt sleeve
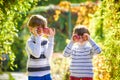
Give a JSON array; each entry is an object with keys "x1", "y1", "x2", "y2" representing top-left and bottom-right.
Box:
[
  {"x1": 88, "y1": 38, "x2": 101, "y2": 55},
  {"x1": 26, "y1": 36, "x2": 42, "y2": 58},
  {"x1": 63, "y1": 40, "x2": 74, "y2": 57},
  {"x1": 44, "y1": 37, "x2": 54, "y2": 59}
]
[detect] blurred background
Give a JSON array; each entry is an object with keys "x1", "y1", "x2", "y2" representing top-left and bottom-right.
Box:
[{"x1": 0, "y1": 0, "x2": 120, "y2": 80}]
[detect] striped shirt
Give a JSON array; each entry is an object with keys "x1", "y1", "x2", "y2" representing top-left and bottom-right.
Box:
[
  {"x1": 25, "y1": 35, "x2": 54, "y2": 77},
  {"x1": 63, "y1": 38, "x2": 101, "y2": 78}
]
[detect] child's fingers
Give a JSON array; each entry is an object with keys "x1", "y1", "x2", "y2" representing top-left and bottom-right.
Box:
[
  {"x1": 49, "y1": 28, "x2": 55, "y2": 36},
  {"x1": 83, "y1": 33, "x2": 90, "y2": 40},
  {"x1": 50, "y1": 28, "x2": 55, "y2": 33},
  {"x1": 49, "y1": 28, "x2": 52, "y2": 34}
]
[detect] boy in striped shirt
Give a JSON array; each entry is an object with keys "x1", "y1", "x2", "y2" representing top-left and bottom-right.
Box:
[
  {"x1": 26, "y1": 15, "x2": 55, "y2": 80},
  {"x1": 63, "y1": 25, "x2": 101, "y2": 80}
]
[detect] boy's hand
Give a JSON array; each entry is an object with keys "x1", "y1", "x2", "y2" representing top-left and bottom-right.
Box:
[
  {"x1": 72, "y1": 34, "x2": 80, "y2": 42},
  {"x1": 49, "y1": 28, "x2": 55, "y2": 37},
  {"x1": 83, "y1": 33, "x2": 90, "y2": 41},
  {"x1": 43, "y1": 27, "x2": 50, "y2": 35}
]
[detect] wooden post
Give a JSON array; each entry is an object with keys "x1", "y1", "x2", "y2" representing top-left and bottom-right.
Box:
[{"x1": 68, "y1": 5, "x2": 72, "y2": 39}]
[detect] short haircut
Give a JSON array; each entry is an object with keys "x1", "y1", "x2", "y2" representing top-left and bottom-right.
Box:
[
  {"x1": 73, "y1": 25, "x2": 90, "y2": 36},
  {"x1": 27, "y1": 15, "x2": 47, "y2": 28}
]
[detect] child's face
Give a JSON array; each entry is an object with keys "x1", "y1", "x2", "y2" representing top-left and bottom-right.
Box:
[
  {"x1": 28, "y1": 26, "x2": 50, "y2": 36},
  {"x1": 78, "y1": 36, "x2": 87, "y2": 44},
  {"x1": 28, "y1": 26, "x2": 41, "y2": 36},
  {"x1": 28, "y1": 26, "x2": 35, "y2": 33},
  {"x1": 78, "y1": 34, "x2": 89, "y2": 46},
  {"x1": 73, "y1": 34, "x2": 88, "y2": 45}
]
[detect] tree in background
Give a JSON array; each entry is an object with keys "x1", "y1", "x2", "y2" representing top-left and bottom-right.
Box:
[
  {"x1": 0, "y1": 0, "x2": 38, "y2": 72},
  {"x1": 90, "y1": 0, "x2": 120, "y2": 80}
]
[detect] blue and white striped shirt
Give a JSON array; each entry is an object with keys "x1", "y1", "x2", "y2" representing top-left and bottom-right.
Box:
[
  {"x1": 26, "y1": 35, "x2": 54, "y2": 77},
  {"x1": 63, "y1": 38, "x2": 101, "y2": 78}
]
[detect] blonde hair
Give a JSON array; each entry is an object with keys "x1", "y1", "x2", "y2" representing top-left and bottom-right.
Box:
[{"x1": 27, "y1": 14, "x2": 47, "y2": 28}]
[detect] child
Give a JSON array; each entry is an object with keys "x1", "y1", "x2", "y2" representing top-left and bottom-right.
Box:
[
  {"x1": 25, "y1": 14, "x2": 55, "y2": 80},
  {"x1": 63, "y1": 25, "x2": 101, "y2": 80}
]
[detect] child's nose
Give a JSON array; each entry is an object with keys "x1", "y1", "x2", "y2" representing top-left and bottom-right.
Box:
[{"x1": 79, "y1": 36, "x2": 83, "y2": 41}]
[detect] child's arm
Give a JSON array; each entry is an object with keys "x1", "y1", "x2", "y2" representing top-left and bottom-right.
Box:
[
  {"x1": 88, "y1": 38, "x2": 101, "y2": 54},
  {"x1": 44, "y1": 37, "x2": 54, "y2": 59},
  {"x1": 63, "y1": 40, "x2": 74, "y2": 57},
  {"x1": 44, "y1": 28, "x2": 55, "y2": 59},
  {"x1": 26, "y1": 36, "x2": 42, "y2": 58},
  {"x1": 83, "y1": 33, "x2": 101, "y2": 54}
]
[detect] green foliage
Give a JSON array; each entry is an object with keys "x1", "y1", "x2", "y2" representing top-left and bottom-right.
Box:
[
  {"x1": 89, "y1": 3, "x2": 104, "y2": 40},
  {"x1": 11, "y1": 28, "x2": 29, "y2": 71},
  {"x1": 90, "y1": 0, "x2": 120, "y2": 79},
  {"x1": 0, "y1": 0, "x2": 38, "y2": 72}
]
